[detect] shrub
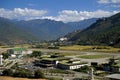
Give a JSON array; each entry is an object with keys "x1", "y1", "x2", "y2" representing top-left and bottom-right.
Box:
[
  {"x1": 34, "y1": 69, "x2": 45, "y2": 78},
  {"x1": 2, "y1": 69, "x2": 13, "y2": 76}
]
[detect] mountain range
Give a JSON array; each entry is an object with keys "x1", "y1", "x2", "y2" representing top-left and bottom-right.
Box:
[
  {"x1": 0, "y1": 17, "x2": 96, "y2": 44},
  {"x1": 68, "y1": 12, "x2": 120, "y2": 47},
  {"x1": 0, "y1": 17, "x2": 37, "y2": 44}
]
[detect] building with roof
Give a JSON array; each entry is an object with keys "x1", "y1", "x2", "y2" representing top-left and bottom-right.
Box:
[
  {"x1": 57, "y1": 59, "x2": 89, "y2": 70},
  {"x1": 36, "y1": 59, "x2": 55, "y2": 67},
  {"x1": 106, "y1": 74, "x2": 120, "y2": 80},
  {"x1": 8, "y1": 48, "x2": 32, "y2": 58},
  {"x1": 103, "y1": 58, "x2": 120, "y2": 73}
]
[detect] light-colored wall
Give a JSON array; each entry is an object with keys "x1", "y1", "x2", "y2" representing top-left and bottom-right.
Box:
[{"x1": 69, "y1": 64, "x2": 89, "y2": 69}]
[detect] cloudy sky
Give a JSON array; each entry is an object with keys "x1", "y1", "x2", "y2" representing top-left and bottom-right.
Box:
[{"x1": 0, "y1": 0, "x2": 120, "y2": 22}]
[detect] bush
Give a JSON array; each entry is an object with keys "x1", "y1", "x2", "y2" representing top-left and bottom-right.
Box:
[
  {"x1": 74, "y1": 65, "x2": 90, "y2": 73},
  {"x1": 13, "y1": 69, "x2": 32, "y2": 78},
  {"x1": 2, "y1": 52, "x2": 10, "y2": 59},
  {"x1": 48, "y1": 46, "x2": 59, "y2": 49},
  {"x1": 34, "y1": 69, "x2": 45, "y2": 78},
  {"x1": 30, "y1": 51, "x2": 43, "y2": 57},
  {"x1": 2, "y1": 69, "x2": 13, "y2": 76}
]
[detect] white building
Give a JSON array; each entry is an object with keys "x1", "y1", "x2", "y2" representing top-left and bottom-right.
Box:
[
  {"x1": 8, "y1": 48, "x2": 32, "y2": 55},
  {"x1": 59, "y1": 37, "x2": 67, "y2": 41},
  {"x1": 57, "y1": 60, "x2": 89, "y2": 70},
  {"x1": 0, "y1": 55, "x2": 3, "y2": 66},
  {"x1": 8, "y1": 48, "x2": 32, "y2": 58}
]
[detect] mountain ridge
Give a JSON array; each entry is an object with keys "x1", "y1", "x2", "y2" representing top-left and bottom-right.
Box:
[
  {"x1": 0, "y1": 17, "x2": 97, "y2": 44},
  {"x1": 68, "y1": 12, "x2": 120, "y2": 47}
]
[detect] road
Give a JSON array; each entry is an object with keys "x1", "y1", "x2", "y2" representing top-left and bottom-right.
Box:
[
  {"x1": 30, "y1": 48, "x2": 120, "y2": 64},
  {"x1": 30, "y1": 48, "x2": 120, "y2": 56},
  {"x1": 31, "y1": 48, "x2": 88, "y2": 54}
]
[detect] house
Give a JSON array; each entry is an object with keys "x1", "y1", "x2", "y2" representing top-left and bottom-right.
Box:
[
  {"x1": 102, "y1": 58, "x2": 120, "y2": 73},
  {"x1": 35, "y1": 59, "x2": 56, "y2": 68},
  {"x1": 57, "y1": 59, "x2": 89, "y2": 70},
  {"x1": 106, "y1": 74, "x2": 120, "y2": 80},
  {"x1": 111, "y1": 63, "x2": 120, "y2": 73},
  {"x1": 59, "y1": 37, "x2": 67, "y2": 41},
  {"x1": 8, "y1": 48, "x2": 32, "y2": 58}
]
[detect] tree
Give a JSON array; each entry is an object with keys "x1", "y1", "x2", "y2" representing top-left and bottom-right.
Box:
[
  {"x1": 74, "y1": 65, "x2": 90, "y2": 73},
  {"x1": 34, "y1": 69, "x2": 44, "y2": 78},
  {"x1": 2, "y1": 69, "x2": 13, "y2": 76},
  {"x1": 13, "y1": 69, "x2": 32, "y2": 78},
  {"x1": 30, "y1": 51, "x2": 42, "y2": 57},
  {"x1": 2, "y1": 52, "x2": 10, "y2": 59}
]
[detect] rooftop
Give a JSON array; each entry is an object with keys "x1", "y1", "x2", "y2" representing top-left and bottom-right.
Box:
[
  {"x1": 60, "y1": 60, "x2": 88, "y2": 66},
  {"x1": 113, "y1": 63, "x2": 120, "y2": 67},
  {"x1": 106, "y1": 74, "x2": 120, "y2": 79},
  {"x1": 41, "y1": 57, "x2": 70, "y2": 61},
  {"x1": 13, "y1": 48, "x2": 27, "y2": 51}
]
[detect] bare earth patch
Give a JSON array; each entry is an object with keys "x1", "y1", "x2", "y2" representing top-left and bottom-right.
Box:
[{"x1": 0, "y1": 76, "x2": 46, "y2": 80}]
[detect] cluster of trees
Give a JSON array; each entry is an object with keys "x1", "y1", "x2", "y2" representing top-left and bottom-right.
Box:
[
  {"x1": 74, "y1": 65, "x2": 90, "y2": 73},
  {"x1": 68, "y1": 12, "x2": 120, "y2": 47},
  {"x1": 50, "y1": 53, "x2": 64, "y2": 58},
  {"x1": 2, "y1": 52, "x2": 10, "y2": 59},
  {"x1": 48, "y1": 46, "x2": 59, "y2": 49},
  {"x1": 29, "y1": 51, "x2": 43, "y2": 57},
  {"x1": 2, "y1": 68, "x2": 44, "y2": 78}
]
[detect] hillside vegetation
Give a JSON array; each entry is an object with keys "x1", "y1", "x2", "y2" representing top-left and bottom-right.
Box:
[
  {"x1": 0, "y1": 17, "x2": 37, "y2": 44},
  {"x1": 0, "y1": 17, "x2": 96, "y2": 44},
  {"x1": 69, "y1": 12, "x2": 120, "y2": 47}
]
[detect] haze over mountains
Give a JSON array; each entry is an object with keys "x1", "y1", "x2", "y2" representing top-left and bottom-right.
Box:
[
  {"x1": 0, "y1": 17, "x2": 37, "y2": 44},
  {"x1": 0, "y1": 17, "x2": 96, "y2": 44},
  {"x1": 0, "y1": 12, "x2": 120, "y2": 46},
  {"x1": 68, "y1": 12, "x2": 120, "y2": 47}
]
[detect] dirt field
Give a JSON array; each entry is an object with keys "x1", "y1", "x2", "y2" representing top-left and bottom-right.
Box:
[{"x1": 0, "y1": 76, "x2": 46, "y2": 80}]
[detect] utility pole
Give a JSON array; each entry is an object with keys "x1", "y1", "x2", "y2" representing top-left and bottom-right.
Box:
[{"x1": 89, "y1": 68, "x2": 94, "y2": 80}]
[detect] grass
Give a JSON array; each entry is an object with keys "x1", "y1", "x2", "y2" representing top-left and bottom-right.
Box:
[
  {"x1": 60, "y1": 45, "x2": 92, "y2": 51},
  {"x1": 47, "y1": 77, "x2": 62, "y2": 80},
  {"x1": 113, "y1": 62, "x2": 120, "y2": 67},
  {"x1": 78, "y1": 54, "x2": 112, "y2": 59},
  {"x1": 46, "y1": 69, "x2": 73, "y2": 74},
  {"x1": 60, "y1": 45, "x2": 120, "y2": 53}
]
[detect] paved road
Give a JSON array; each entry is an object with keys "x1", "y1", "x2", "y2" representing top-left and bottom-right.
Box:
[
  {"x1": 30, "y1": 48, "x2": 120, "y2": 56},
  {"x1": 30, "y1": 48, "x2": 88, "y2": 55},
  {"x1": 30, "y1": 48, "x2": 120, "y2": 64}
]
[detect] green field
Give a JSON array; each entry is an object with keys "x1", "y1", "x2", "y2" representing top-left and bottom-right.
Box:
[
  {"x1": 60, "y1": 45, "x2": 120, "y2": 53},
  {"x1": 78, "y1": 54, "x2": 112, "y2": 59}
]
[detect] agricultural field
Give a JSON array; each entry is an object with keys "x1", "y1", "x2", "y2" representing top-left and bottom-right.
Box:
[
  {"x1": 78, "y1": 54, "x2": 112, "y2": 59},
  {"x1": 60, "y1": 45, "x2": 120, "y2": 53},
  {"x1": 60, "y1": 45, "x2": 92, "y2": 51}
]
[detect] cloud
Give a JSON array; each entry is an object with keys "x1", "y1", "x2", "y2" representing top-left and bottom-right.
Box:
[
  {"x1": 42, "y1": 10, "x2": 119, "y2": 22},
  {"x1": 0, "y1": 8, "x2": 47, "y2": 20},
  {"x1": 112, "y1": 0, "x2": 120, "y2": 3},
  {"x1": 28, "y1": 3, "x2": 36, "y2": 7},
  {"x1": 111, "y1": 4, "x2": 120, "y2": 7},
  {"x1": 98, "y1": 0, "x2": 120, "y2": 4},
  {"x1": 0, "y1": 8, "x2": 119, "y2": 22},
  {"x1": 98, "y1": 0, "x2": 110, "y2": 4}
]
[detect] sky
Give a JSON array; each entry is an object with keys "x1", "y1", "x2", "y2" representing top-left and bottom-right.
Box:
[{"x1": 0, "y1": 0, "x2": 120, "y2": 22}]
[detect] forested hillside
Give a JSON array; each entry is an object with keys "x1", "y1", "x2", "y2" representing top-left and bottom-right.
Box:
[{"x1": 69, "y1": 12, "x2": 120, "y2": 47}]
